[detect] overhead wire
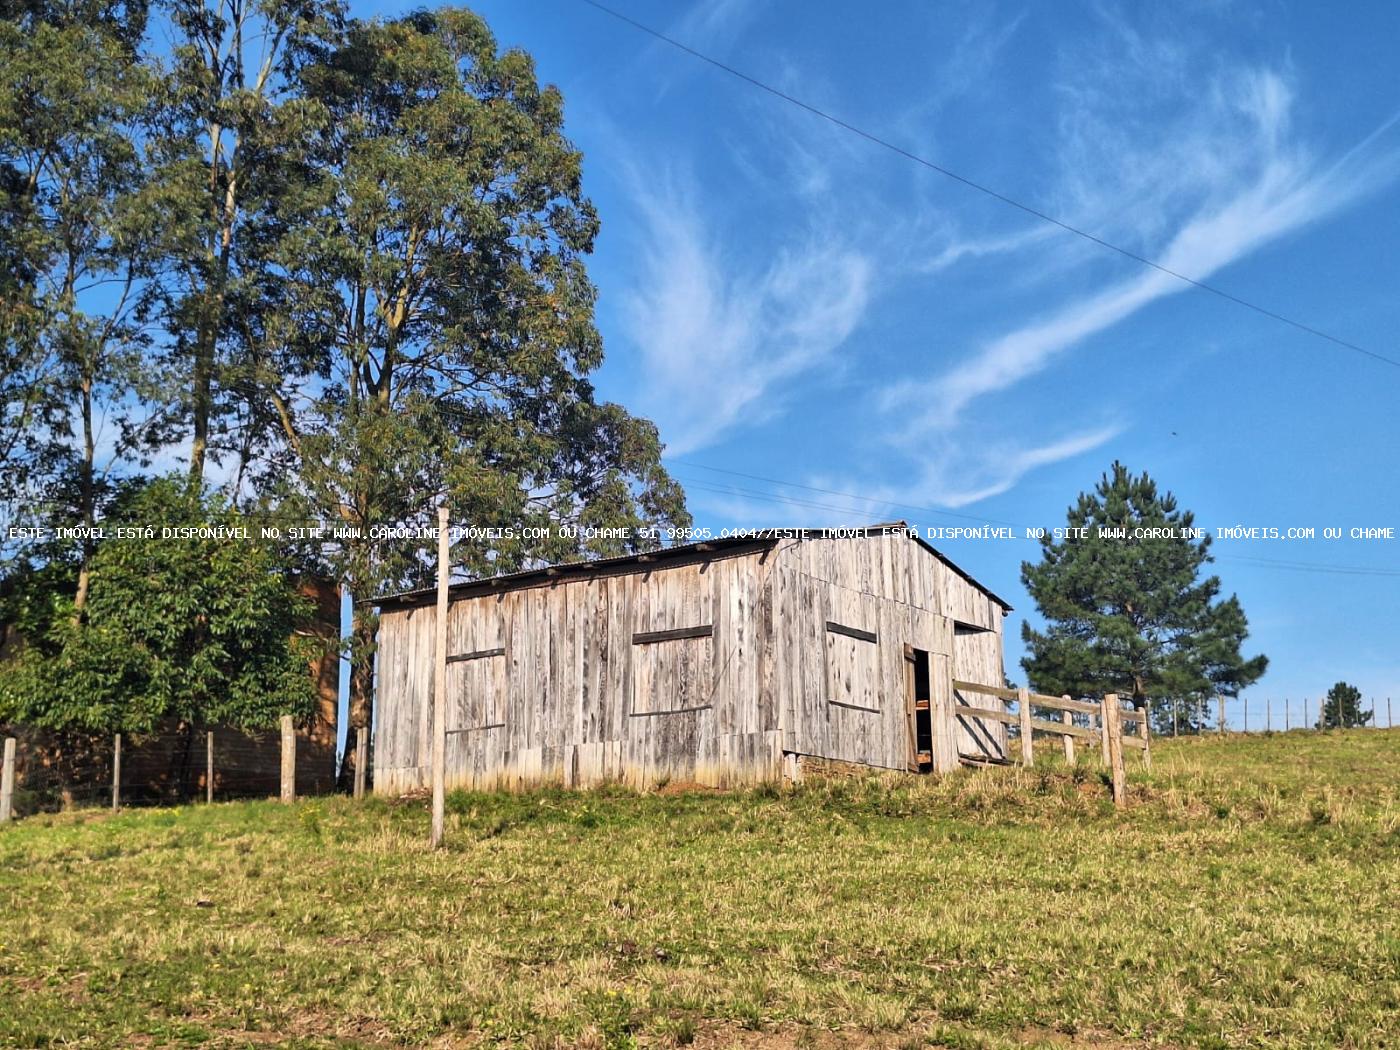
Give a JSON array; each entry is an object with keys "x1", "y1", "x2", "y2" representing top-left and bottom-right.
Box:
[{"x1": 576, "y1": 0, "x2": 1400, "y2": 371}]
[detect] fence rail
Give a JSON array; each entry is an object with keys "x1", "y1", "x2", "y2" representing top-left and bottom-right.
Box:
[{"x1": 951, "y1": 680, "x2": 1152, "y2": 805}]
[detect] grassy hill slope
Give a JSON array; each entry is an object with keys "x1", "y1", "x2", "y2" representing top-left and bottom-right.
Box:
[{"x1": 2, "y1": 730, "x2": 1397, "y2": 1049}]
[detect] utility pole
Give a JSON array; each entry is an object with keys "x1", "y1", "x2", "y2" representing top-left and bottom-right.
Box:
[{"x1": 430, "y1": 504, "x2": 450, "y2": 849}]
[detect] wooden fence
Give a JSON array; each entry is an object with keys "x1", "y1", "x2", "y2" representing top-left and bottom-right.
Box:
[{"x1": 951, "y1": 681, "x2": 1150, "y2": 806}]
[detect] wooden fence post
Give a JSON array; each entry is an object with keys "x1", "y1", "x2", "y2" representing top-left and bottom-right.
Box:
[
  {"x1": 1217, "y1": 694, "x2": 1225, "y2": 733},
  {"x1": 430, "y1": 503, "x2": 450, "y2": 849},
  {"x1": 1099, "y1": 697, "x2": 1111, "y2": 766},
  {"x1": 1243, "y1": 696, "x2": 1248, "y2": 733},
  {"x1": 1017, "y1": 687, "x2": 1033, "y2": 766},
  {"x1": 0, "y1": 737, "x2": 15, "y2": 823},
  {"x1": 1138, "y1": 706, "x2": 1151, "y2": 769},
  {"x1": 354, "y1": 727, "x2": 368, "y2": 799},
  {"x1": 1061, "y1": 695, "x2": 1075, "y2": 764},
  {"x1": 1105, "y1": 693, "x2": 1126, "y2": 807},
  {"x1": 111, "y1": 734, "x2": 121, "y2": 812},
  {"x1": 206, "y1": 732, "x2": 214, "y2": 804},
  {"x1": 1305, "y1": 696, "x2": 1312, "y2": 731},
  {"x1": 280, "y1": 715, "x2": 295, "y2": 803}
]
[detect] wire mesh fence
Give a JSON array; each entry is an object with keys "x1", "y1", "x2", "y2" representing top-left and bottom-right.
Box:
[{"x1": 0, "y1": 720, "x2": 348, "y2": 821}]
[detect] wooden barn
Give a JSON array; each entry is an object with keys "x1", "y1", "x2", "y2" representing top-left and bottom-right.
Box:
[{"x1": 369, "y1": 524, "x2": 1013, "y2": 794}]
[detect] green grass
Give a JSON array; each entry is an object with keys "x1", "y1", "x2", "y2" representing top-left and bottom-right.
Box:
[{"x1": 2, "y1": 730, "x2": 1397, "y2": 1049}]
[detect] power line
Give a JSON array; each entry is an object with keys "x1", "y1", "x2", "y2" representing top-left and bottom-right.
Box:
[
  {"x1": 577, "y1": 0, "x2": 1400, "y2": 371},
  {"x1": 672, "y1": 461, "x2": 1400, "y2": 579}
]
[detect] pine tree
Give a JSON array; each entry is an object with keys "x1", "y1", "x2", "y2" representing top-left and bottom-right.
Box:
[
  {"x1": 1021, "y1": 462, "x2": 1267, "y2": 731},
  {"x1": 1320, "y1": 681, "x2": 1370, "y2": 729}
]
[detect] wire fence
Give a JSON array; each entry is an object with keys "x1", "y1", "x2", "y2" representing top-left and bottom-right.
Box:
[
  {"x1": 0, "y1": 721, "x2": 365, "y2": 822},
  {"x1": 1159, "y1": 695, "x2": 1395, "y2": 735}
]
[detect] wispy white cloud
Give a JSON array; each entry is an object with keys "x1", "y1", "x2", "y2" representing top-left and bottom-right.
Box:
[
  {"x1": 620, "y1": 178, "x2": 872, "y2": 455},
  {"x1": 883, "y1": 69, "x2": 1400, "y2": 433}
]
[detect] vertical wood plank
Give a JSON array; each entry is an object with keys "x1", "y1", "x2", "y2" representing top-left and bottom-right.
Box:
[
  {"x1": 280, "y1": 715, "x2": 295, "y2": 803},
  {"x1": 111, "y1": 734, "x2": 121, "y2": 812},
  {"x1": 431, "y1": 504, "x2": 449, "y2": 848},
  {"x1": 1017, "y1": 687, "x2": 1033, "y2": 766},
  {"x1": 0, "y1": 737, "x2": 14, "y2": 822},
  {"x1": 1218, "y1": 693, "x2": 1225, "y2": 733},
  {"x1": 1105, "y1": 693, "x2": 1126, "y2": 807},
  {"x1": 1138, "y1": 704, "x2": 1151, "y2": 769},
  {"x1": 1061, "y1": 697, "x2": 1075, "y2": 764},
  {"x1": 1099, "y1": 698, "x2": 1111, "y2": 766},
  {"x1": 206, "y1": 731, "x2": 214, "y2": 804},
  {"x1": 354, "y1": 727, "x2": 368, "y2": 799}
]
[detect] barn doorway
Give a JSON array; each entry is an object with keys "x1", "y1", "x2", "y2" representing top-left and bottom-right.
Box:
[{"x1": 905, "y1": 645, "x2": 933, "y2": 771}]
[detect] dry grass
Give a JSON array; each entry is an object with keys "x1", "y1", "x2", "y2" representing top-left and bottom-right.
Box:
[{"x1": 1, "y1": 730, "x2": 1397, "y2": 1048}]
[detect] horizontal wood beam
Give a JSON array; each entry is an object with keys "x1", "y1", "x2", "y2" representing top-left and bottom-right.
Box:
[
  {"x1": 445, "y1": 647, "x2": 505, "y2": 664},
  {"x1": 632, "y1": 625, "x2": 713, "y2": 644},
  {"x1": 826, "y1": 621, "x2": 877, "y2": 643},
  {"x1": 952, "y1": 704, "x2": 1019, "y2": 726},
  {"x1": 1027, "y1": 716, "x2": 1097, "y2": 740},
  {"x1": 952, "y1": 679, "x2": 1019, "y2": 702},
  {"x1": 1028, "y1": 695, "x2": 1101, "y2": 716}
]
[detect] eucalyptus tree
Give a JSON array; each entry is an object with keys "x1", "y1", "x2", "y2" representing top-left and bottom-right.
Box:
[
  {"x1": 149, "y1": 0, "x2": 342, "y2": 483},
  {"x1": 0, "y1": 0, "x2": 156, "y2": 609},
  {"x1": 267, "y1": 9, "x2": 688, "y2": 784}
]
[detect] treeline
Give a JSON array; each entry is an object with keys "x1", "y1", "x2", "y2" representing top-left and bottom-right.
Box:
[{"x1": 0, "y1": 0, "x2": 688, "y2": 778}]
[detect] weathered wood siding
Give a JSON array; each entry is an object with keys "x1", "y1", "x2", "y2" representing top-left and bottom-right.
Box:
[
  {"x1": 952, "y1": 625, "x2": 1009, "y2": 759},
  {"x1": 373, "y1": 533, "x2": 1007, "y2": 793},
  {"x1": 770, "y1": 535, "x2": 1003, "y2": 771},
  {"x1": 374, "y1": 549, "x2": 781, "y2": 793}
]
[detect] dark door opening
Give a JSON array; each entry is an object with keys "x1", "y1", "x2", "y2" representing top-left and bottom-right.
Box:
[{"x1": 906, "y1": 646, "x2": 933, "y2": 771}]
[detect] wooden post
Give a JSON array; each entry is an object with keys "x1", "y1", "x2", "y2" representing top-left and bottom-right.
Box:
[
  {"x1": 1172, "y1": 697, "x2": 1178, "y2": 738},
  {"x1": 1061, "y1": 695, "x2": 1075, "y2": 764},
  {"x1": 111, "y1": 734, "x2": 121, "y2": 812},
  {"x1": 354, "y1": 727, "x2": 368, "y2": 799},
  {"x1": 1104, "y1": 693, "x2": 1126, "y2": 807},
  {"x1": 430, "y1": 504, "x2": 450, "y2": 849},
  {"x1": 1017, "y1": 687, "x2": 1033, "y2": 766},
  {"x1": 1138, "y1": 705, "x2": 1151, "y2": 769},
  {"x1": 280, "y1": 715, "x2": 295, "y2": 803},
  {"x1": 206, "y1": 731, "x2": 214, "y2": 804},
  {"x1": 932, "y1": 668, "x2": 958, "y2": 774},
  {"x1": 0, "y1": 737, "x2": 15, "y2": 823},
  {"x1": 1217, "y1": 694, "x2": 1225, "y2": 733},
  {"x1": 1243, "y1": 696, "x2": 1248, "y2": 733},
  {"x1": 1099, "y1": 697, "x2": 1111, "y2": 766},
  {"x1": 1305, "y1": 696, "x2": 1312, "y2": 731}
]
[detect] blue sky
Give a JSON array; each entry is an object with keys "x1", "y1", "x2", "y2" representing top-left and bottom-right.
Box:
[{"x1": 361, "y1": 0, "x2": 1400, "y2": 722}]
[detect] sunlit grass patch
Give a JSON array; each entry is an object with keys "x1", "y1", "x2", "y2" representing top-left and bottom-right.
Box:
[{"x1": 1, "y1": 729, "x2": 1397, "y2": 1048}]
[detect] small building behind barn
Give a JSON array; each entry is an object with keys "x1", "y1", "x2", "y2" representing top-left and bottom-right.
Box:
[{"x1": 370, "y1": 524, "x2": 1012, "y2": 794}]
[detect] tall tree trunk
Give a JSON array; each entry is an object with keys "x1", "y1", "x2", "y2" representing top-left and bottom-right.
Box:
[
  {"x1": 72, "y1": 374, "x2": 95, "y2": 618},
  {"x1": 338, "y1": 605, "x2": 376, "y2": 792}
]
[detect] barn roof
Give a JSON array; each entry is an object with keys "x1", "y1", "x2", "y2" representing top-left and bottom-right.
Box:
[{"x1": 370, "y1": 521, "x2": 1013, "y2": 612}]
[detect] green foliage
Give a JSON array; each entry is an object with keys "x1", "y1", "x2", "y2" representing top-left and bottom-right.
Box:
[
  {"x1": 1021, "y1": 462, "x2": 1267, "y2": 731},
  {"x1": 1321, "y1": 680, "x2": 1371, "y2": 729},
  {"x1": 0, "y1": 477, "x2": 317, "y2": 733}
]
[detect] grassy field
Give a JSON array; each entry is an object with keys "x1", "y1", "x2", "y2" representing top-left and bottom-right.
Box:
[{"x1": 2, "y1": 730, "x2": 1397, "y2": 1049}]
